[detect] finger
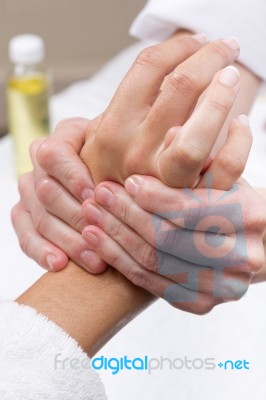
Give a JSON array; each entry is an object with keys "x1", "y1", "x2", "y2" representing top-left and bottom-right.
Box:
[
  {"x1": 146, "y1": 37, "x2": 240, "y2": 138},
  {"x1": 128, "y1": 176, "x2": 266, "y2": 270},
  {"x1": 82, "y1": 224, "x2": 219, "y2": 315},
  {"x1": 11, "y1": 202, "x2": 68, "y2": 271},
  {"x1": 83, "y1": 196, "x2": 211, "y2": 287},
  {"x1": 19, "y1": 172, "x2": 106, "y2": 273},
  {"x1": 90, "y1": 184, "x2": 239, "y2": 264},
  {"x1": 158, "y1": 66, "x2": 240, "y2": 187},
  {"x1": 124, "y1": 175, "x2": 208, "y2": 214},
  {"x1": 83, "y1": 199, "x2": 249, "y2": 299},
  {"x1": 35, "y1": 176, "x2": 88, "y2": 233},
  {"x1": 198, "y1": 115, "x2": 252, "y2": 190},
  {"x1": 109, "y1": 33, "x2": 208, "y2": 118},
  {"x1": 31, "y1": 206, "x2": 106, "y2": 274},
  {"x1": 35, "y1": 117, "x2": 95, "y2": 201},
  {"x1": 83, "y1": 198, "x2": 231, "y2": 295}
]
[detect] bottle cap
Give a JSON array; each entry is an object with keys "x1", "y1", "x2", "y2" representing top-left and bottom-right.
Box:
[{"x1": 9, "y1": 34, "x2": 45, "y2": 65}]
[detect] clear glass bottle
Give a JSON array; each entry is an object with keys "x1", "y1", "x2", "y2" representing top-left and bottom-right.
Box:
[{"x1": 7, "y1": 34, "x2": 50, "y2": 176}]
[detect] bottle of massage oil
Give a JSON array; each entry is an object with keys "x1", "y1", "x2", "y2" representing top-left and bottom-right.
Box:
[{"x1": 7, "y1": 34, "x2": 50, "y2": 176}]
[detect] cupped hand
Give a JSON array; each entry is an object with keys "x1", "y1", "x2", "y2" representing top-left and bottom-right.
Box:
[
  {"x1": 12, "y1": 118, "x2": 106, "y2": 272},
  {"x1": 81, "y1": 174, "x2": 266, "y2": 314}
]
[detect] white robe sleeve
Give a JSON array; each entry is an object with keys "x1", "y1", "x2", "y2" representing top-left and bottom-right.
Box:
[
  {"x1": 0, "y1": 301, "x2": 107, "y2": 400},
  {"x1": 130, "y1": 0, "x2": 266, "y2": 81}
]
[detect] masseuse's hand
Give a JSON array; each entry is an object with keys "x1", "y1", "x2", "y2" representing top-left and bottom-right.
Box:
[
  {"x1": 82, "y1": 176, "x2": 266, "y2": 314},
  {"x1": 12, "y1": 118, "x2": 106, "y2": 271}
]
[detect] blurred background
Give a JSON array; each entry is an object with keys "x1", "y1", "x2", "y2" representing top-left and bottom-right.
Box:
[{"x1": 0, "y1": 0, "x2": 145, "y2": 137}]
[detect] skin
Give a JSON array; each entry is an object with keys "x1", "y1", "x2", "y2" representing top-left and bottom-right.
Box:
[
  {"x1": 17, "y1": 262, "x2": 154, "y2": 356},
  {"x1": 11, "y1": 33, "x2": 266, "y2": 356},
  {"x1": 82, "y1": 176, "x2": 266, "y2": 315},
  {"x1": 14, "y1": 47, "x2": 262, "y2": 272}
]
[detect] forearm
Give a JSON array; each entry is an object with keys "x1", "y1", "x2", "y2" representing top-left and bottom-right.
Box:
[{"x1": 17, "y1": 262, "x2": 155, "y2": 356}]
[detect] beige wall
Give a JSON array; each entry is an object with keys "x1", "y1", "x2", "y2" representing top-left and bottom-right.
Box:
[{"x1": 0, "y1": 0, "x2": 146, "y2": 135}]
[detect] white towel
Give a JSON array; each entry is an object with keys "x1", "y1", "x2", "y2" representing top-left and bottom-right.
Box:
[
  {"x1": 0, "y1": 301, "x2": 107, "y2": 400},
  {"x1": 130, "y1": 0, "x2": 266, "y2": 81}
]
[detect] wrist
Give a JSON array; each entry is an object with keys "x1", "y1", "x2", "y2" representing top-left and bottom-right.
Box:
[{"x1": 17, "y1": 262, "x2": 155, "y2": 356}]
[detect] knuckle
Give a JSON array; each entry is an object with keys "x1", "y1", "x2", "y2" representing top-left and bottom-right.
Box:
[
  {"x1": 169, "y1": 69, "x2": 199, "y2": 96},
  {"x1": 206, "y1": 98, "x2": 231, "y2": 114},
  {"x1": 140, "y1": 243, "x2": 157, "y2": 271},
  {"x1": 117, "y1": 196, "x2": 131, "y2": 225},
  {"x1": 207, "y1": 41, "x2": 230, "y2": 61},
  {"x1": 36, "y1": 139, "x2": 57, "y2": 170},
  {"x1": 174, "y1": 144, "x2": 202, "y2": 171},
  {"x1": 35, "y1": 210, "x2": 48, "y2": 234},
  {"x1": 35, "y1": 178, "x2": 55, "y2": 205},
  {"x1": 69, "y1": 212, "x2": 87, "y2": 232},
  {"x1": 109, "y1": 219, "x2": 124, "y2": 240},
  {"x1": 127, "y1": 267, "x2": 148, "y2": 289},
  {"x1": 103, "y1": 249, "x2": 123, "y2": 270},
  {"x1": 155, "y1": 225, "x2": 176, "y2": 252},
  {"x1": 217, "y1": 154, "x2": 245, "y2": 178},
  {"x1": 135, "y1": 46, "x2": 163, "y2": 68},
  {"x1": 18, "y1": 230, "x2": 32, "y2": 256}
]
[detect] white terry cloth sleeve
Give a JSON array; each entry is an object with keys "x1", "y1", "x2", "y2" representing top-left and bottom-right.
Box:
[
  {"x1": 0, "y1": 301, "x2": 107, "y2": 400},
  {"x1": 130, "y1": 0, "x2": 266, "y2": 81}
]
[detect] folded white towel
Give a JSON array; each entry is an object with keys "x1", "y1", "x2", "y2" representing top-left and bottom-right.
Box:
[{"x1": 0, "y1": 301, "x2": 107, "y2": 400}]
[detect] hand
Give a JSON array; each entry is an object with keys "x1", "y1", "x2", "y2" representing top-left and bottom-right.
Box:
[
  {"x1": 81, "y1": 175, "x2": 266, "y2": 314},
  {"x1": 12, "y1": 34, "x2": 240, "y2": 271},
  {"x1": 80, "y1": 35, "x2": 240, "y2": 187},
  {"x1": 12, "y1": 118, "x2": 106, "y2": 272}
]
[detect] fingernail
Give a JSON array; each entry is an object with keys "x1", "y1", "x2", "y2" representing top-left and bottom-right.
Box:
[
  {"x1": 81, "y1": 188, "x2": 94, "y2": 201},
  {"x1": 125, "y1": 176, "x2": 140, "y2": 197},
  {"x1": 95, "y1": 187, "x2": 114, "y2": 208},
  {"x1": 219, "y1": 66, "x2": 240, "y2": 87},
  {"x1": 237, "y1": 114, "x2": 250, "y2": 127},
  {"x1": 80, "y1": 250, "x2": 100, "y2": 272},
  {"x1": 222, "y1": 36, "x2": 240, "y2": 52},
  {"x1": 192, "y1": 33, "x2": 208, "y2": 44},
  {"x1": 47, "y1": 253, "x2": 57, "y2": 271},
  {"x1": 83, "y1": 230, "x2": 99, "y2": 248},
  {"x1": 84, "y1": 204, "x2": 102, "y2": 224}
]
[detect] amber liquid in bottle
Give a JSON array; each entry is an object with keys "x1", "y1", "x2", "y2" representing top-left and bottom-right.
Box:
[{"x1": 7, "y1": 69, "x2": 50, "y2": 176}]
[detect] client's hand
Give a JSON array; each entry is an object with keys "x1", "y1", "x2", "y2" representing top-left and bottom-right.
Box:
[
  {"x1": 80, "y1": 34, "x2": 240, "y2": 187},
  {"x1": 81, "y1": 176, "x2": 266, "y2": 314}
]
